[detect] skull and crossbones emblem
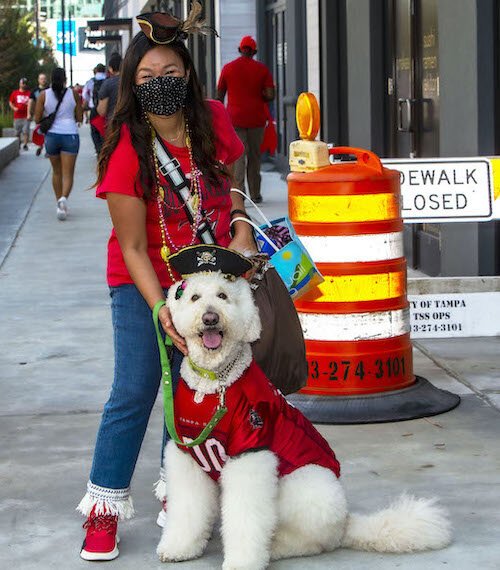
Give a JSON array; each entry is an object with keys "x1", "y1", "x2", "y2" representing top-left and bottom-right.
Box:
[{"x1": 197, "y1": 250, "x2": 217, "y2": 267}]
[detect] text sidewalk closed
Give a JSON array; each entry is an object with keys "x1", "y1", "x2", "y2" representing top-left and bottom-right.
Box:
[{"x1": 381, "y1": 157, "x2": 496, "y2": 223}]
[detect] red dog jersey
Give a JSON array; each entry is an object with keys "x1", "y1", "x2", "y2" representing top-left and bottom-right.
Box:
[{"x1": 174, "y1": 360, "x2": 341, "y2": 481}]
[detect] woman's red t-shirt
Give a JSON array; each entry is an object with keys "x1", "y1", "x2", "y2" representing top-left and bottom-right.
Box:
[{"x1": 96, "y1": 100, "x2": 244, "y2": 287}]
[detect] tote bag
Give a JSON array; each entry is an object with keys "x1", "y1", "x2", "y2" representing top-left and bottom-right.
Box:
[
  {"x1": 251, "y1": 264, "x2": 307, "y2": 395},
  {"x1": 230, "y1": 190, "x2": 323, "y2": 300}
]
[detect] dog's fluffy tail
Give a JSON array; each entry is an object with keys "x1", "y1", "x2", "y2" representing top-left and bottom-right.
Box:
[{"x1": 341, "y1": 494, "x2": 452, "y2": 553}]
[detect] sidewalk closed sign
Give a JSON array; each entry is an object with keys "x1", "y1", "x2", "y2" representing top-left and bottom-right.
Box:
[{"x1": 381, "y1": 157, "x2": 500, "y2": 223}]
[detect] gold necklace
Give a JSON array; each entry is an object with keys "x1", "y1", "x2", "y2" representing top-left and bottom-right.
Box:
[
  {"x1": 164, "y1": 120, "x2": 185, "y2": 143},
  {"x1": 148, "y1": 117, "x2": 203, "y2": 282}
]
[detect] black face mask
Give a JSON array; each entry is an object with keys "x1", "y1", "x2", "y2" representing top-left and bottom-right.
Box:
[{"x1": 135, "y1": 75, "x2": 188, "y2": 116}]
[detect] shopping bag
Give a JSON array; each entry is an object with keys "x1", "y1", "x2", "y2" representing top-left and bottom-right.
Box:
[
  {"x1": 257, "y1": 218, "x2": 323, "y2": 299},
  {"x1": 230, "y1": 188, "x2": 323, "y2": 299},
  {"x1": 32, "y1": 125, "x2": 45, "y2": 147},
  {"x1": 260, "y1": 119, "x2": 278, "y2": 155}
]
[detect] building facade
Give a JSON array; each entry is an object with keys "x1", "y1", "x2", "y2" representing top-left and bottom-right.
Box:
[{"x1": 99, "y1": 0, "x2": 500, "y2": 278}]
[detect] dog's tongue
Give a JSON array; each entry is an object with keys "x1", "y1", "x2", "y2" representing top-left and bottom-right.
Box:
[{"x1": 202, "y1": 330, "x2": 222, "y2": 349}]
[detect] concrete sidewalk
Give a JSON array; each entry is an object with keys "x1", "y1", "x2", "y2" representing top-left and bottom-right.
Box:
[{"x1": 1, "y1": 127, "x2": 499, "y2": 569}]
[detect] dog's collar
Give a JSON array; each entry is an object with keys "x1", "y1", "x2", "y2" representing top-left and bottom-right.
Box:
[
  {"x1": 188, "y1": 350, "x2": 242, "y2": 383},
  {"x1": 188, "y1": 359, "x2": 218, "y2": 382}
]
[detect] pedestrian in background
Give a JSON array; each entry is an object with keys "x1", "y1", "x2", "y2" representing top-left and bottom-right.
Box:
[
  {"x1": 34, "y1": 67, "x2": 83, "y2": 221},
  {"x1": 97, "y1": 52, "x2": 122, "y2": 122},
  {"x1": 9, "y1": 77, "x2": 31, "y2": 151},
  {"x1": 83, "y1": 63, "x2": 107, "y2": 154},
  {"x1": 217, "y1": 36, "x2": 275, "y2": 203},
  {"x1": 76, "y1": 9, "x2": 252, "y2": 561},
  {"x1": 28, "y1": 73, "x2": 48, "y2": 156},
  {"x1": 28, "y1": 73, "x2": 48, "y2": 116}
]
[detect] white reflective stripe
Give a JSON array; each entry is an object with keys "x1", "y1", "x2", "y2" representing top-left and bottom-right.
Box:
[
  {"x1": 298, "y1": 232, "x2": 404, "y2": 263},
  {"x1": 299, "y1": 308, "x2": 410, "y2": 341}
]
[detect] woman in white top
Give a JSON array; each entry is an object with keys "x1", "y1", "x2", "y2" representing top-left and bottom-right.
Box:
[{"x1": 34, "y1": 67, "x2": 83, "y2": 221}]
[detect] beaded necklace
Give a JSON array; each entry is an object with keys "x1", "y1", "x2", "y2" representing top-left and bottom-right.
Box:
[{"x1": 149, "y1": 116, "x2": 204, "y2": 281}]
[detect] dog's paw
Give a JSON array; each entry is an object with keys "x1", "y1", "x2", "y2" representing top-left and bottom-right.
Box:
[{"x1": 156, "y1": 536, "x2": 206, "y2": 563}]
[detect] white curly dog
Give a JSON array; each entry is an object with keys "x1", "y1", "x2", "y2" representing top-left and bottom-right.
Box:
[{"x1": 156, "y1": 268, "x2": 451, "y2": 569}]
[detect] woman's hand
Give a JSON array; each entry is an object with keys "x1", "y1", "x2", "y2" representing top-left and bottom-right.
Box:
[
  {"x1": 229, "y1": 233, "x2": 258, "y2": 256},
  {"x1": 229, "y1": 220, "x2": 258, "y2": 256},
  {"x1": 158, "y1": 304, "x2": 188, "y2": 356}
]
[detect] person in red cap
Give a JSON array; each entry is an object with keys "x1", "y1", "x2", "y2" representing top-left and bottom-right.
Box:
[{"x1": 217, "y1": 36, "x2": 275, "y2": 203}]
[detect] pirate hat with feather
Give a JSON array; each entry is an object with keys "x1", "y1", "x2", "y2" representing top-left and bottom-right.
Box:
[{"x1": 137, "y1": 1, "x2": 217, "y2": 45}]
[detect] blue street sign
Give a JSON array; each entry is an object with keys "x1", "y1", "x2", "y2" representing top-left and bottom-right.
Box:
[{"x1": 56, "y1": 20, "x2": 77, "y2": 56}]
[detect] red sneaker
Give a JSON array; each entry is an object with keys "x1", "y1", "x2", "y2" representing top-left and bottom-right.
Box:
[{"x1": 80, "y1": 510, "x2": 119, "y2": 561}]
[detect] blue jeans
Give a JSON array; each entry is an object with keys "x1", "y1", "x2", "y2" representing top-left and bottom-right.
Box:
[{"x1": 89, "y1": 284, "x2": 182, "y2": 491}]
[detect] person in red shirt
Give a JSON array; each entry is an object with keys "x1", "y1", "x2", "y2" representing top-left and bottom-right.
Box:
[
  {"x1": 217, "y1": 36, "x2": 275, "y2": 203},
  {"x1": 9, "y1": 77, "x2": 31, "y2": 150},
  {"x1": 76, "y1": 10, "x2": 256, "y2": 563}
]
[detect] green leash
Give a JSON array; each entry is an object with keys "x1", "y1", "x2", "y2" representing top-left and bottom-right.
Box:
[{"x1": 152, "y1": 300, "x2": 228, "y2": 448}]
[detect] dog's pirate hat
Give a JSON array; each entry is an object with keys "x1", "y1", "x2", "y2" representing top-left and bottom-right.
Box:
[{"x1": 169, "y1": 245, "x2": 252, "y2": 278}]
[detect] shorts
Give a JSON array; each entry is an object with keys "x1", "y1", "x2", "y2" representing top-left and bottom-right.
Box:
[
  {"x1": 45, "y1": 133, "x2": 80, "y2": 156},
  {"x1": 14, "y1": 118, "x2": 30, "y2": 137}
]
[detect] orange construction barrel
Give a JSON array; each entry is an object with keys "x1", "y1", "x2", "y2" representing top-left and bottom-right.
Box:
[{"x1": 286, "y1": 93, "x2": 460, "y2": 423}]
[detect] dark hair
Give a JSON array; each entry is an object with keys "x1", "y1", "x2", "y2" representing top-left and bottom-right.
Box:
[
  {"x1": 108, "y1": 52, "x2": 122, "y2": 73},
  {"x1": 97, "y1": 32, "x2": 227, "y2": 199},
  {"x1": 51, "y1": 67, "x2": 66, "y2": 101},
  {"x1": 95, "y1": 63, "x2": 106, "y2": 73}
]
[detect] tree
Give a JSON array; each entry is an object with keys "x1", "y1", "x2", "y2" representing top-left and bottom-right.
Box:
[{"x1": 0, "y1": 5, "x2": 57, "y2": 101}]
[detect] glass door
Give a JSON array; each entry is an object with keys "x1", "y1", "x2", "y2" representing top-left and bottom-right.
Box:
[
  {"x1": 265, "y1": 4, "x2": 287, "y2": 156},
  {"x1": 389, "y1": 0, "x2": 440, "y2": 273},
  {"x1": 390, "y1": 0, "x2": 439, "y2": 158},
  {"x1": 417, "y1": 0, "x2": 439, "y2": 157},
  {"x1": 393, "y1": 0, "x2": 415, "y2": 157}
]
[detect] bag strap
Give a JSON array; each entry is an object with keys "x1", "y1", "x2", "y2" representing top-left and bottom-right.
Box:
[
  {"x1": 53, "y1": 88, "x2": 67, "y2": 116},
  {"x1": 230, "y1": 216, "x2": 279, "y2": 252},
  {"x1": 153, "y1": 135, "x2": 216, "y2": 245},
  {"x1": 152, "y1": 300, "x2": 227, "y2": 448},
  {"x1": 230, "y1": 188, "x2": 273, "y2": 228}
]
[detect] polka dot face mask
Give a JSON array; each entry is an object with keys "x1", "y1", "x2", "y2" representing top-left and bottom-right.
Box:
[{"x1": 135, "y1": 75, "x2": 188, "y2": 116}]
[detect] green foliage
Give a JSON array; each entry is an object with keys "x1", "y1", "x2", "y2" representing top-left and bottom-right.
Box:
[
  {"x1": 0, "y1": 107, "x2": 14, "y2": 130},
  {"x1": 0, "y1": 5, "x2": 57, "y2": 101}
]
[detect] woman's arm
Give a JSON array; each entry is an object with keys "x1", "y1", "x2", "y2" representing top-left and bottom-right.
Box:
[
  {"x1": 226, "y1": 164, "x2": 257, "y2": 255},
  {"x1": 33, "y1": 91, "x2": 45, "y2": 124},
  {"x1": 106, "y1": 192, "x2": 187, "y2": 354}
]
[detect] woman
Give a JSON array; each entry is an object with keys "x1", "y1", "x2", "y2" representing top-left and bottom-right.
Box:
[
  {"x1": 76, "y1": 9, "x2": 255, "y2": 562},
  {"x1": 34, "y1": 67, "x2": 83, "y2": 220}
]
